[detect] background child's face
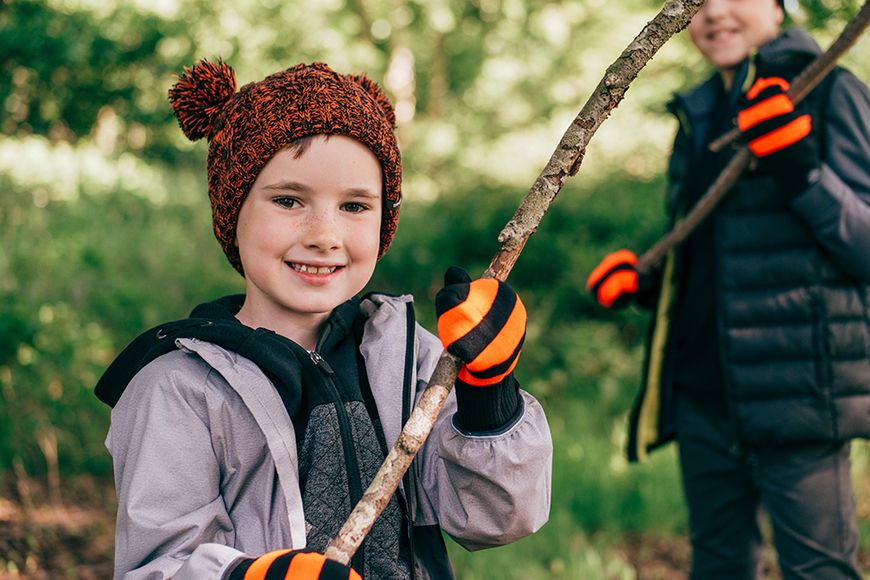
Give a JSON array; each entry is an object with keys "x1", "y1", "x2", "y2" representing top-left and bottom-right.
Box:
[
  {"x1": 688, "y1": 0, "x2": 784, "y2": 73},
  {"x1": 235, "y1": 135, "x2": 382, "y2": 329}
]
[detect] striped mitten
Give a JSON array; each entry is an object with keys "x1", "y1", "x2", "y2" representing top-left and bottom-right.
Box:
[
  {"x1": 738, "y1": 76, "x2": 820, "y2": 194},
  {"x1": 436, "y1": 267, "x2": 526, "y2": 431},
  {"x1": 229, "y1": 549, "x2": 361, "y2": 580}
]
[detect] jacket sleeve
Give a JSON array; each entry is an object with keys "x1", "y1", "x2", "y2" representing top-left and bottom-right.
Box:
[
  {"x1": 107, "y1": 351, "x2": 249, "y2": 579},
  {"x1": 790, "y1": 70, "x2": 870, "y2": 282},
  {"x1": 411, "y1": 326, "x2": 552, "y2": 551}
]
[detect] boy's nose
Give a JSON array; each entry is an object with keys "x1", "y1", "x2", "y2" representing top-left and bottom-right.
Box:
[
  {"x1": 302, "y1": 210, "x2": 342, "y2": 250},
  {"x1": 701, "y1": 0, "x2": 728, "y2": 19}
]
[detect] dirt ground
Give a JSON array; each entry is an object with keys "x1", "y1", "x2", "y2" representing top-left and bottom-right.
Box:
[
  {"x1": 0, "y1": 476, "x2": 867, "y2": 579},
  {"x1": 0, "y1": 476, "x2": 114, "y2": 579}
]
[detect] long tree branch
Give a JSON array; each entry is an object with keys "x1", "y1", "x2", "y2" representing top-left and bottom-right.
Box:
[
  {"x1": 323, "y1": 0, "x2": 706, "y2": 565},
  {"x1": 637, "y1": 0, "x2": 870, "y2": 274}
]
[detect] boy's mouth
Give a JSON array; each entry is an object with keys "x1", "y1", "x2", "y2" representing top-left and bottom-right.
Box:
[
  {"x1": 708, "y1": 28, "x2": 737, "y2": 42},
  {"x1": 287, "y1": 262, "x2": 341, "y2": 275}
]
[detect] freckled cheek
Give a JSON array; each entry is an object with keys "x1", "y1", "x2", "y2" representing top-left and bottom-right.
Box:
[{"x1": 350, "y1": 221, "x2": 381, "y2": 265}]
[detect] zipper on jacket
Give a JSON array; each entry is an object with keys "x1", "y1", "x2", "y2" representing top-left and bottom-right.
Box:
[
  {"x1": 308, "y1": 347, "x2": 366, "y2": 573},
  {"x1": 402, "y1": 302, "x2": 417, "y2": 580}
]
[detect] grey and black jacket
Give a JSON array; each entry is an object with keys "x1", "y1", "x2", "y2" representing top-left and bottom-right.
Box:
[
  {"x1": 99, "y1": 293, "x2": 552, "y2": 578},
  {"x1": 628, "y1": 28, "x2": 870, "y2": 462}
]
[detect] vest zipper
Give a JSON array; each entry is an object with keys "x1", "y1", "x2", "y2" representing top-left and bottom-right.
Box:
[{"x1": 308, "y1": 348, "x2": 365, "y2": 573}]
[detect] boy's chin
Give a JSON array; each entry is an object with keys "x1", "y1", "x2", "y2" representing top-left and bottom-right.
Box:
[
  {"x1": 705, "y1": 50, "x2": 748, "y2": 71},
  {"x1": 293, "y1": 291, "x2": 364, "y2": 314}
]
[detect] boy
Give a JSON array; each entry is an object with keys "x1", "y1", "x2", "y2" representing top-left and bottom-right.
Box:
[
  {"x1": 96, "y1": 60, "x2": 552, "y2": 579},
  {"x1": 586, "y1": 1, "x2": 870, "y2": 578}
]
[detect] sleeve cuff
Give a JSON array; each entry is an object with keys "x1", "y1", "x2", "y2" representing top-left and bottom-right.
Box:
[{"x1": 453, "y1": 373, "x2": 523, "y2": 434}]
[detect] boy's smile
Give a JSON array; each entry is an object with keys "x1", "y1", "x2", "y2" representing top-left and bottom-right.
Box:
[
  {"x1": 234, "y1": 135, "x2": 383, "y2": 347},
  {"x1": 688, "y1": 0, "x2": 783, "y2": 85}
]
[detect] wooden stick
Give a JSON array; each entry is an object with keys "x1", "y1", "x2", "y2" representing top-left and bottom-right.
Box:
[
  {"x1": 637, "y1": 148, "x2": 750, "y2": 273},
  {"x1": 637, "y1": 1, "x2": 870, "y2": 274},
  {"x1": 708, "y1": 1, "x2": 870, "y2": 152},
  {"x1": 324, "y1": 0, "x2": 706, "y2": 564}
]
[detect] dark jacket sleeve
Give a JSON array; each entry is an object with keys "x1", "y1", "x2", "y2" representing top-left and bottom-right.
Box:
[{"x1": 790, "y1": 70, "x2": 870, "y2": 282}]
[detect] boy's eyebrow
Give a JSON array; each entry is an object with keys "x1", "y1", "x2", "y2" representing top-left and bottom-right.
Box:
[
  {"x1": 262, "y1": 180, "x2": 310, "y2": 192},
  {"x1": 263, "y1": 181, "x2": 379, "y2": 198},
  {"x1": 344, "y1": 187, "x2": 380, "y2": 199}
]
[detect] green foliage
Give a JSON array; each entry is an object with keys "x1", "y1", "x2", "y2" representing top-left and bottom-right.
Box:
[{"x1": 2, "y1": 0, "x2": 869, "y2": 576}]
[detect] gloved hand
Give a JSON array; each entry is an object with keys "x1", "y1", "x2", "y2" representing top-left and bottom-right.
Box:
[
  {"x1": 738, "y1": 76, "x2": 820, "y2": 194},
  {"x1": 229, "y1": 549, "x2": 361, "y2": 580},
  {"x1": 436, "y1": 266, "x2": 526, "y2": 387},
  {"x1": 586, "y1": 249, "x2": 641, "y2": 309}
]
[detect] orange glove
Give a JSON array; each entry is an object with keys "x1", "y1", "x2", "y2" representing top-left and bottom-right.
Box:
[
  {"x1": 229, "y1": 550, "x2": 361, "y2": 580},
  {"x1": 436, "y1": 266, "x2": 526, "y2": 386},
  {"x1": 586, "y1": 249, "x2": 641, "y2": 308},
  {"x1": 738, "y1": 76, "x2": 820, "y2": 193}
]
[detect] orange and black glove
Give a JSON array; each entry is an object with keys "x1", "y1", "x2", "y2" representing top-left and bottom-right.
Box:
[
  {"x1": 738, "y1": 76, "x2": 820, "y2": 195},
  {"x1": 436, "y1": 266, "x2": 525, "y2": 432},
  {"x1": 229, "y1": 549, "x2": 361, "y2": 580},
  {"x1": 586, "y1": 249, "x2": 642, "y2": 309}
]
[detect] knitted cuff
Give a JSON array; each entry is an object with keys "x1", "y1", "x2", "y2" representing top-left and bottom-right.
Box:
[
  {"x1": 453, "y1": 373, "x2": 522, "y2": 434},
  {"x1": 228, "y1": 558, "x2": 255, "y2": 580}
]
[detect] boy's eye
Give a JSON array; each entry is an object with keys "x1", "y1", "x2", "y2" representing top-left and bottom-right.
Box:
[
  {"x1": 273, "y1": 196, "x2": 298, "y2": 209},
  {"x1": 342, "y1": 202, "x2": 370, "y2": 213}
]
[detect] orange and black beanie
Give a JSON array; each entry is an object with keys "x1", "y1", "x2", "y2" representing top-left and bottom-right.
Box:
[{"x1": 168, "y1": 60, "x2": 402, "y2": 274}]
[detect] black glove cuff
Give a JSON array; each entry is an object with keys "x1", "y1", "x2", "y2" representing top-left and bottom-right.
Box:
[
  {"x1": 453, "y1": 374, "x2": 523, "y2": 434},
  {"x1": 228, "y1": 558, "x2": 255, "y2": 580}
]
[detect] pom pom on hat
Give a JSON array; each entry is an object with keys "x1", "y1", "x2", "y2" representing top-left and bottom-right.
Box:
[
  {"x1": 169, "y1": 58, "x2": 237, "y2": 141},
  {"x1": 350, "y1": 74, "x2": 397, "y2": 127}
]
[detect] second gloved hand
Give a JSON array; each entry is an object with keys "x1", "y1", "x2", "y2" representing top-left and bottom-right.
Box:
[
  {"x1": 587, "y1": 249, "x2": 642, "y2": 308},
  {"x1": 436, "y1": 266, "x2": 526, "y2": 387},
  {"x1": 738, "y1": 76, "x2": 820, "y2": 194}
]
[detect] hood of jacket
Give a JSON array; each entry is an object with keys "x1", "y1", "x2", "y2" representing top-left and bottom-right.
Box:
[{"x1": 94, "y1": 294, "x2": 361, "y2": 411}]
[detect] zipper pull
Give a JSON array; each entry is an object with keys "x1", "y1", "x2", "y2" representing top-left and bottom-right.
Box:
[{"x1": 309, "y1": 350, "x2": 335, "y2": 375}]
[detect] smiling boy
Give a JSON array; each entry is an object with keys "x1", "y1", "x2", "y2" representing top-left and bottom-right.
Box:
[
  {"x1": 586, "y1": 1, "x2": 870, "y2": 578},
  {"x1": 96, "y1": 61, "x2": 552, "y2": 579}
]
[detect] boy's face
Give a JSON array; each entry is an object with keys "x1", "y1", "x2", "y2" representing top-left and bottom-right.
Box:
[
  {"x1": 235, "y1": 135, "x2": 382, "y2": 333},
  {"x1": 688, "y1": 0, "x2": 784, "y2": 73}
]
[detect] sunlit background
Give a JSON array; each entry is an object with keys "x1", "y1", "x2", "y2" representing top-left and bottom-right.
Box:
[{"x1": 2, "y1": 0, "x2": 869, "y2": 577}]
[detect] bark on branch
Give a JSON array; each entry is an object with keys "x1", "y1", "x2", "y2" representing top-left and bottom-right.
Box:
[
  {"x1": 638, "y1": 1, "x2": 870, "y2": 274},
  {"x1": 324, "y1": 0, "x2": 706, "y2": 564}
]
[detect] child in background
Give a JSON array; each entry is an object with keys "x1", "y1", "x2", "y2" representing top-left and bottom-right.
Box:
[
  {"x1": 96, "y1": 59, "x2": 552, "y2": 579},
  {"x1": 587, "y1": 1, "x2": 870, "y2": 578}
]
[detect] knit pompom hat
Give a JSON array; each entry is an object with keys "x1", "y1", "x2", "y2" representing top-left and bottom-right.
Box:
[{"x1": 168, "y1": 59, "x2": 402, "y2": 274}]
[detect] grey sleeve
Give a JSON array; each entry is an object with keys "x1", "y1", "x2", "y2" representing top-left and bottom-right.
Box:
[
  {"x1": 107, "y1": 352, "x2": 247, "y2": 579},
  {"x1": 790, "y1": 71, "x2": 870, "y2": 282},
  {"x1": 412, "y1": 328, "x2": 553, "y2": 551}
]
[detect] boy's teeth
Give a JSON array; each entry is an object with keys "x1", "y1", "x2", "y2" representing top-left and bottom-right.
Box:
[{"x1": 293, "y1": 263, "x2": 337, "y2": 274}]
